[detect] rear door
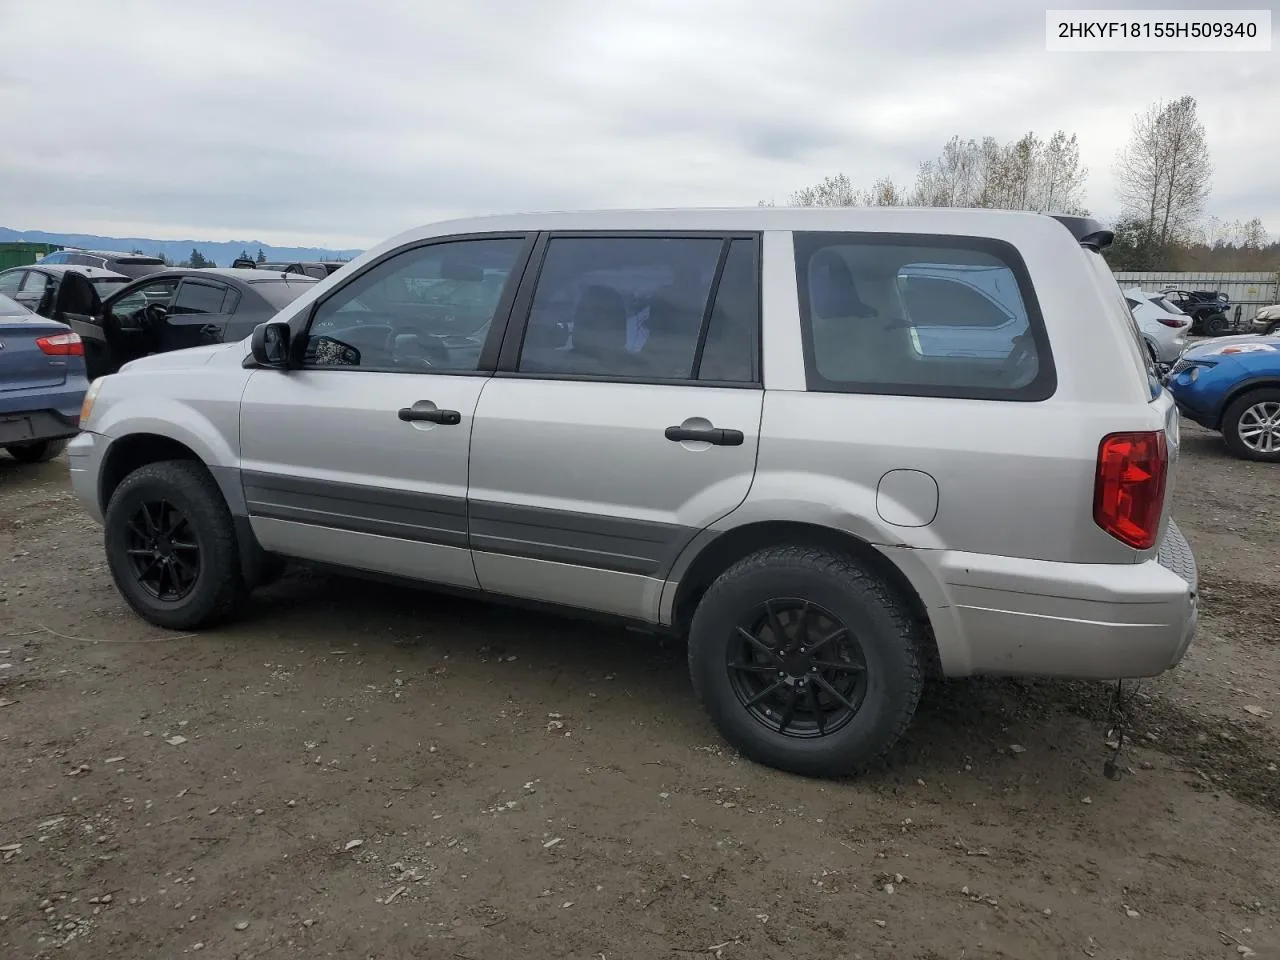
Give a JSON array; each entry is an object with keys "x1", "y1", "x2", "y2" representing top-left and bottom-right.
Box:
[
  {"x1": 162, "y1": 278, "x2": 235, "y2": 351},
  {"x1": 467, "y1": 232, "x2": 764, "y2": 621}
]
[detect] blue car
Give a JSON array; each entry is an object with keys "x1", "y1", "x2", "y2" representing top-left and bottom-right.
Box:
[
  {"x1": 1165, "y1": 334, "x2": 1280, "y2": 462},
  {"x1": 0, "y1": 292, "x2": 88, "y2": 463}
]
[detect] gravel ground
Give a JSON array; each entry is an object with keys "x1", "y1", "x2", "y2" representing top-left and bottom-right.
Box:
[{"x1": 1, "y1": 421, "x2": 1278, "y2": 960}]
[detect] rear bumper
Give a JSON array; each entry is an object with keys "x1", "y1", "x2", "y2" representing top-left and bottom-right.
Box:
[
  {"x1": 67, "y1": 430, "x2": 107, "y2": 524},
  {"x1": 0, "y1": 382, "x2": 84, "y2": 446},
  {"x1": 923, "y1": 520, "x2": 1198, "y2": 680}
]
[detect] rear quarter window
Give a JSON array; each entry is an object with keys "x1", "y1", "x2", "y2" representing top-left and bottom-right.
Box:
[
  {"x1": 250, "y1": 278, "x2": 319, "y2": 310},
  {"x1": 793, "y1": 231, "x2": 1055, "y2": 401}
]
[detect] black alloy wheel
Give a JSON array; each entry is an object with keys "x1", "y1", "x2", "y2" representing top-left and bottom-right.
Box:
[
  {"x1": 728, "y1": 599, "x2": 868, "y2": 738},
  {"x1": 124, "y1": 499, "x2": 202, "y2": 601}
]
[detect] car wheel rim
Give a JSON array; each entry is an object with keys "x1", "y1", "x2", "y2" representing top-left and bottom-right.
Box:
[
  {"x1": 727, "y1": 599, "x2": 868, "y2": 739},
  {"x1": 124, "y1": 499, "x2": 201, "y2": 601},
  {"x1": 1238, "y1": 401, "x2": 1280, "y2": 453}
]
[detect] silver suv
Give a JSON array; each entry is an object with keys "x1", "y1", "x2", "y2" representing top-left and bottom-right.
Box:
[{"x1": 68, "y1": 208, "x2": 1199, "y2": 777}]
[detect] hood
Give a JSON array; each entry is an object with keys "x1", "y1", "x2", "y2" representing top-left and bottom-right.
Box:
[
  {"x1": 118, "y1": 342, "x2": 239, "y2": 374},
  {"x1": 1181, "y1": 334, "x2": 1280, "y2": 359},
  {"x1": 1256, "y1": 304, "x2": 1280, "y2": 321}
]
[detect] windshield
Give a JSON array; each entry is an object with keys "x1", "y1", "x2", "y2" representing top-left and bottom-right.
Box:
[{"x1": 250, "y1": 278, "x2": 318, "y2": 309}]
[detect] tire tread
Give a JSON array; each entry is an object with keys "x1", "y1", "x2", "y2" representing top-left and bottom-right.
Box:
[
  {"x1": 688, "y1": 544, "x2": 924, "y2": 777},
  {"x1": 104, "y1": 460, "x2": 248, "y2": 630}
]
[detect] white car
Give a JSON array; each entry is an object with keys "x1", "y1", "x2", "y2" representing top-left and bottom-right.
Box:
[
  {"x1": 1124, "y1": 288, "x2": 1192, "y2": 365},
  {"x1": 1251, "y1": 303, "x2": 1280, "y2": 336}
]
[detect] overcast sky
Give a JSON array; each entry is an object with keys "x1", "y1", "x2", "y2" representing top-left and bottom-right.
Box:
[{"x1": 1, "y1": 0, "x2": 1274, "y2": 248}]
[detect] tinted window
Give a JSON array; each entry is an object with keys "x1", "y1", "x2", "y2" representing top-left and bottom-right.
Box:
[
  {"x1": 698, "y1": 239, "x2": 759, "y2": 383},
  {"x1": 38, "y1": 252, "x2": 71, "y2": 264},
  {"x1": 251, "y1": 278, "x2": 317, "y2": 310},
  {"x1": 517, "y1": 237, "x2": 724, "y2": 380},
  {"x1": 0, "y1": 293, "x2": 27, "y2": 315},
  {"x1": 173, "y1": 281, "x2": 228, "y2": 315},
  {"x1": 794, "y1": 232, "x2": 1052, "y2": 400},
  {"x1": 1125, "y1": 297, "x2": 1142, "y2": 310},
  {"x1": 303, "y1": 237, "x2": 526, "y2": 373},
  {"x1": 0, "y1": 271, "x2": 23, "y2": 295}
]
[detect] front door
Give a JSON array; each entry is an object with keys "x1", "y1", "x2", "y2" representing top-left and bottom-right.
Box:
[
  {"x1": 97, "y1": 277, "x2": 182, "y2": 373},
  {"x1": 237, "y1": 233, "x2": 535, "y2": 587},
  {"x1": 468, "y1": 233, "x2": 764, "y2": 621}
]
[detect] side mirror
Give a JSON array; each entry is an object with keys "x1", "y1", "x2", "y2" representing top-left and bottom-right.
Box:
[{"x1": 251, "y1": 321, "x2": 292, "y2": 368}]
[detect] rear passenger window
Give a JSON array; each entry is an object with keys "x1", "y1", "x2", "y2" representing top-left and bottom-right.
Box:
[
  {"x1": 516, "y1": 236, "x2": 760, "y2": 384},
  {"x1": 173, "y1": 282, "x2": 228, "y2": 315},
  {"x1": 793, "y1": 232, "x2": 1054, "y2": 401}
]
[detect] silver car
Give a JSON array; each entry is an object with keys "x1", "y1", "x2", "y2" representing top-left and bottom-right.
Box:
[{"x1": 67, "y1": 208, "x2": 1199, "y2": 777}]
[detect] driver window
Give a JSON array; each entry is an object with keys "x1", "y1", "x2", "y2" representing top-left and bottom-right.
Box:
[
  {"x1": 109, "y1": 279, "x2": 180, "y2": 327},
  {"x1": 302, "y1": 237, "x2": 527, "y2": 373}
]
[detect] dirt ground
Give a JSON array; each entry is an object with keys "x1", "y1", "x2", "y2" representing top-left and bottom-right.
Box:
[{"x1": 1, "y1": 422, "x2": 1278, "y2": 960}]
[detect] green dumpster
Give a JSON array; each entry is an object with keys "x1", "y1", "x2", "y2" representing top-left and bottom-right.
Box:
[{"x1": 0, "y1": 242, "x2": 63, "y2": 270}]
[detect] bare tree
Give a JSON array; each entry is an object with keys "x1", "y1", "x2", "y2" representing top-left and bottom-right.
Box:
[
  {"x1": 767, "y1": 129, "x2": 1088, "y2": 214},
  {"x1": 788, "y1": 173, "x2": 859, "y2": 207},
  {"x1": 907, "y1": 131, "x2": 1087, "y2": 213},
  {"x1": 1114, "y1": 95, "x2": 1212, "y2": 246}
]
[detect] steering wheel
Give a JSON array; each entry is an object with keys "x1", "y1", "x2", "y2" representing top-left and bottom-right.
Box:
[{"x1": 142, "y1": 302, "x2": 169, "y2": 328}]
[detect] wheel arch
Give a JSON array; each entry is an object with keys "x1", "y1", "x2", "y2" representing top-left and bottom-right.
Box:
[
  {"x1": 665, "y1": 520, "x2": 943, "y2": 677},
  {"x1": 1214, "y1": 377, "x2": 1280, "y2": 431}
]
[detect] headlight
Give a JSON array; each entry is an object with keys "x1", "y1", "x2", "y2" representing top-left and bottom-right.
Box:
[{"x1": 79, "y1": 378, "x2": 104, "y2": 426}]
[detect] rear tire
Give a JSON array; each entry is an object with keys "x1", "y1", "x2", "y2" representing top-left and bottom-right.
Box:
[
  {"x1": 4, "y1": 438, "x2": 69, "y2": 463},
  {"x1": 1222, "y1": 388, "x2": 1280, "y2": 463},
  {"x1": 103, "y1": 460, "x2": 249, "y2": 630},
  {"x1": 687, "y1": 545, "x2": 924, "y2": 778}
]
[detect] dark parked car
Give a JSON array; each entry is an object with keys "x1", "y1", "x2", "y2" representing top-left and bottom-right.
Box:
[
  {"x1": 0, "y1": 264, "x2": 131, "y2": 328},
  {"x1": 232, "y1": 259, "x2": 349, "y2": 279},
  {"x1": 1161, "y1": 288, "x2": 1232, "y2": 336},
  {"x1": 63, "y1": 268, "x2": 319, "y2": 379},
  {"x1": 0, "y1": 292, "x2": 88, "y2": 463},
  {"x1": 37, "y1": 249, "x2": 168, "y2": 279}
]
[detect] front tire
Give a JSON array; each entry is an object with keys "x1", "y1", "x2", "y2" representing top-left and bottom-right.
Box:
[
  {"x1": 1205, "y1": 312, "x2": 1229, "y2": 336},
  {"x1": 1222, "y1": 388, "x2": 1280, "y2": 462},
  {"x1": 687, "y1": 545, "x2": 924, "y2": 778},
  {"x1": 4, "y1": 438, "x2": 69, "y2": 463},
  {"x1": 104, "y1": 460, "x2": 249, "y2": 629}
]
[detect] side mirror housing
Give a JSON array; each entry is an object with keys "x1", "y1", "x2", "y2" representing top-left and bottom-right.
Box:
[{"x1": 250, "y1": 321, "x2": 292, "y2": 368}]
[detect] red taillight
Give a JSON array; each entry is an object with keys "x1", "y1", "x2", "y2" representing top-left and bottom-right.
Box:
[
  {"x1": 35, "y1": 332, "x2": 84, "y2": 356},
  {"x1": 1156, "y1": 316, "x2": 1188, "y2": 328},
  {"x1": 1094, "y1": 431, "x2": 1168, "y2": 550}
]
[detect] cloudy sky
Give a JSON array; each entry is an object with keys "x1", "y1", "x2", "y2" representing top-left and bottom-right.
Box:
[{"x1": 1, "y1": 0, "x2": 1274, "y2": 248}]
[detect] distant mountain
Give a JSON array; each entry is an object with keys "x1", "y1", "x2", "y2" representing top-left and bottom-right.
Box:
[{"x1": 0, "y1": 227, "x2": 364, "y2": 268}]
